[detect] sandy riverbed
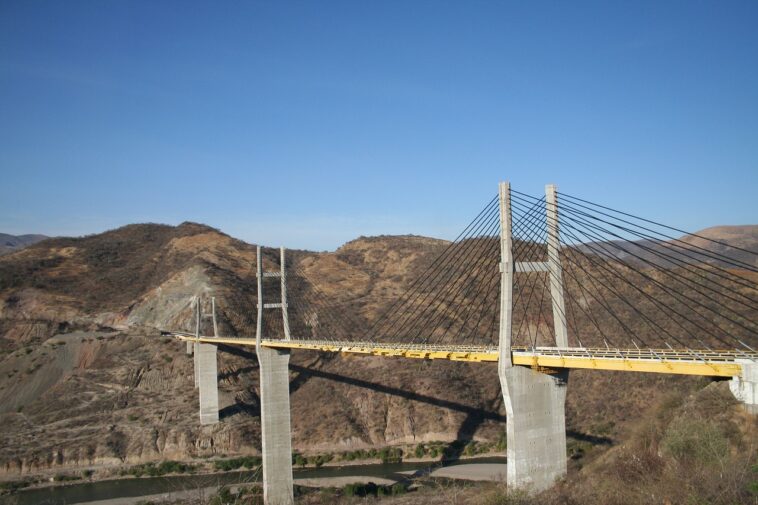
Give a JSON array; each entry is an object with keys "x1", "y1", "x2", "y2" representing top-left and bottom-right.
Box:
[{"x1": 429, "y1": 463, "x2": 507, "y2": 482}]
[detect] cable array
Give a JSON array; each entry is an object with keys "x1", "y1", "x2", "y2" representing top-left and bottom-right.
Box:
[
  {"x1": 511, "y1": 189, "x2": 758, "y2": 353},
  {"x1": 254, "y1": 187, "x2": 758, "y2": 355}
]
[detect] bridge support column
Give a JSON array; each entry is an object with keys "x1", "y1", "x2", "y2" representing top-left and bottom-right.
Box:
[
  {"x1": 193, "y1": 342, "x2": 200, "y2": 389},
  {"x1": 499, "y1": 367, "x2": 568, "y2": 492},
  {"x1": 497, "y1": 181, "x2": 568, "y2": 492},
  {"x1": 257, "y1": 346, "x2": 294, "y2": 505},
  {"x1": 198, "y1": 342, "x2": 219, "y2": 425},
  {"x1": 186, "y1": 341, "x2": 193, "y2": 355},
  {"x1": 730, "y1": 359, "x2": 758, "y2": 414}
]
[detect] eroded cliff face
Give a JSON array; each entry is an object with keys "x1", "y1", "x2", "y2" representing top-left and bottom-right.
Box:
[{"x1": 0, "y1": 328, "x2": 509, "y2": 477}]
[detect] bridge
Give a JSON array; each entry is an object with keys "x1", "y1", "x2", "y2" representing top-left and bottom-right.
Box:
[{"x1": 166, "y1": 182, "x2": 758, "y2": 505}]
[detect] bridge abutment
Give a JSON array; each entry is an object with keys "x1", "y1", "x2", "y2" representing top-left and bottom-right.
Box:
[
  {"x1": 499, "y1": 366, "x2": 568, "y2": 492},
  {"x1": 257, "y1": 346, "x2": 294, "y2": 505},
  {"x1": 730, "y1": 359, "x2": 758, "y2": 414},
  {"x1": 198, "y1": 342, "x2": 219, "y2": 425}
]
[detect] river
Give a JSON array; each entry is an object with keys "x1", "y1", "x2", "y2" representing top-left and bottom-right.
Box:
[{"x1": 7, "y1": 457, "x2": 507, "y2": 505}]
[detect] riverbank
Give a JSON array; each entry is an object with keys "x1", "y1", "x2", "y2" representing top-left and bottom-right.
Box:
[
  {"x1": 1, "y1": 442, "x2": 506, "y2": 495},
  {"x1": 8, "y1": 457, "x2": 508, "y2": 505}
]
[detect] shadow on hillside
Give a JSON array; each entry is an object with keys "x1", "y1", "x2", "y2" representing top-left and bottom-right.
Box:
[
  {"x1": 566, "y1": 430, "x2": 612, "y2": 445},
  {"x1": 289, "y1": 363, "x2": 508, "y2": 462},
  {"x1": 289, "y1": 363, "x2": 506, "y2": 423},
  {"x1": 215, "y1": 347, "x2": 612, "y2": 454},
  {"x1": 217, "y1": 344, "x2": 259, "y2": 419},
  {"x1": 218, "y1": 365, "x2": 255, "y2": 381},
  {"x1": 218, "y1": 344, "x2": 257, "y2": 361},
  {"x1": 219, "y1": 396, "x2": 259, "y2": 419}
]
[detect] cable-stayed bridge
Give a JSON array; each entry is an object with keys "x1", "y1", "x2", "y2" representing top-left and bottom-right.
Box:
[{"x1": 167, "y1": 182, "x2": 758, "y2": 505}]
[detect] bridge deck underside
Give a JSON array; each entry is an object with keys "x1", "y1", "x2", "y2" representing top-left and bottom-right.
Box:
[{"x1": 168, "y1": 333, "x2": 754, "y2": 377}]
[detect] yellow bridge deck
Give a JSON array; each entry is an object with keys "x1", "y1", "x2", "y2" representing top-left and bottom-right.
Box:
[{"x1": 167, "y1": 332, "x2": 755, "y2": 377}]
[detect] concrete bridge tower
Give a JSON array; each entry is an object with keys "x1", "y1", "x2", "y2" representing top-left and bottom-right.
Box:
[
  {"x1": 256, "y1": 246, "x2": 295, "y2": 505},
  {"x1": 497, "y1": 181, "x2": 569, "y2": 492}
]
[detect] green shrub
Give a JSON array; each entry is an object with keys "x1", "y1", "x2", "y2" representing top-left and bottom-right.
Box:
[
  {"x1": 378, "y1": 447, "x2": 402, "y2": 463},
  {"x1": 128, "y1": 460, "x2": 196, "y2": 477},
  {"x1": 495, "y1": 430, "x2": 507, "y2": 451},
  {"x1": 661, "y1": 417, "x2": 728, "y2": 466},
  {"x1": 292, "y1": 453, "x2": 307, "y2": 467},
  {"x1": 463, "y1": 441, "x2": 477, "y2": 456},
  {"x1": 307, "y1": 454, "x2": 333, "y2": 467},
  {"x1": 414, "y1": 443, "x2": 426, "y2": 458},
  {"x1": 749, "y1": 464, "x2": 758, "y2": 496},
  {"x1": 390, "y1": 483, "x2": 407, "y2": 495},
  {"x1": 0, "y1": 480, "x2": 31, "y2": 491},
  {"x1": 213, "y1": 456, "x2": 261, "y2": 471},
  {"x1": 342, "y1": 482, "x2": 386, "y2": 497}
]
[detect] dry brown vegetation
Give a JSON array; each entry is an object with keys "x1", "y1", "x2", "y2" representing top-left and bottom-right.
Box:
[{"x1": 0, "y1": 222, "x2": 756, "y2": 505}]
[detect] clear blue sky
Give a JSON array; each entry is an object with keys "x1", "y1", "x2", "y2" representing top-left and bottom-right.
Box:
[{"x1": 1, "y1": 1, "x2": 756, "y2": 250}]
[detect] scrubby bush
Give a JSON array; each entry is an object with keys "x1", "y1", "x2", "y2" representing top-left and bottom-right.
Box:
[
  {"x1": 378, "y1": 447, "x2": 402, "y2": 463},
  {"x1": 214, "y1": 456, "x2": 261, "y2": 471},
  {"x1": 660, "y1": 417, "x2": 728, "y2": 466},
  {"x1": 292, "y1": 453, "x2": 307, "y2": 467},
  {"x1": 307, "y1": 454, "x2": 333, "y2": 467},
  {"x1": 414, "y1": 443, "x2": 426, "y2": 458},
  {"x1": 128, "y1": 460, "x2": 196, "y2": 477}
]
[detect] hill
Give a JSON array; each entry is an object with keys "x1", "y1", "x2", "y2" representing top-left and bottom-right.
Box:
[
  {"x1": 0, "y1": 234, "x2": 48, "y2": 256},
  {"x1": 0, "y1": 222, "x2": 755, "y2": 504},
  {"x1": 578, "y1": 224, "x2": 758, "y2": 269}
]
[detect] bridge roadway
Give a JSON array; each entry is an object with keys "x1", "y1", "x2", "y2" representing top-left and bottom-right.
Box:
[{"x1": 166, "y1": 332, "x2": 755, "y2": 377}]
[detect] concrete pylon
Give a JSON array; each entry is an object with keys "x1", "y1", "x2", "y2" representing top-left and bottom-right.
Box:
[
  {"x1": 193, "y1": 342, "x2": 200, "y2": 389},
  {"x1": 194, "y1": 296, "x2": 200, "y2": 389},
  {"x1": 257, "y1": 346, "x2": 294, "y2": 505},
  {"x1": 730, "y1": 359, "x2": 758, "y2": 414},
  {"x1": 497, "y1": 181, "x2": 568, "y2": 493},
  {"x1": 500, "y1": 367, "x2": 568, "y2": 490},
  {"x1": 198, "y1": 342, "x2": 219, "y2": 425},
  {"x1": 256, "y1": 245, "x2": 295, "y2": 505}
]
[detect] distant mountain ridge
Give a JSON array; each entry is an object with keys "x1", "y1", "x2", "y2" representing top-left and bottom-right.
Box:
[
  {"x1": 575, "y1": 224, "x2": 758, "y2": 268},
  {"x1": 0, "y1": 233, "x2": 48, "y2": 256}
]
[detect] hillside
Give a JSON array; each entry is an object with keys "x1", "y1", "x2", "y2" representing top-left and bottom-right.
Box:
[
  {"x1": 580, "y1": 224, "x2": 758, "y2": 269},
  {"x1": 0, "y1": 234, "x2": 48, "y2": 256},
  {"x1": 0, "y1": 222, "x2": 756, "y2": 502}
]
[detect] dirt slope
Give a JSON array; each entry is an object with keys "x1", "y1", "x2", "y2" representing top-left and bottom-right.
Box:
[{"x1": 0, "y1": 222, "x2": 755, "y2": 483}]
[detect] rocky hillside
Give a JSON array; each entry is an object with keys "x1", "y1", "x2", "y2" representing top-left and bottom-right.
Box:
[
  {"x1": 0, "y1": 234, "x2": 48, "y2": 256},
  {"x1": 0, "y1": 222, "x2": 755, "y2": 483}
]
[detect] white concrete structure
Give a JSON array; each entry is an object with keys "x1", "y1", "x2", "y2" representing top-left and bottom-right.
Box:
[
  {"x1": 189, "y1": 296, "x2": 219, "y2": 424},
  {"x1": 497, "y1": 181, "x2": 568, "y2": 493},
  {"x1": 730, "y1": 359, "x2": 758, "y2": 414},
  {"x1": 257, "y1": 346, "x2": 294, "y2": 505},
  {"x1": 256, "y1": 245, "x2": 295, "y2": 505},
  {"x1": 500, "y1": 366, "x2": 568, "y2": 490},
  {"x1": 198, "y1": 342, "x2": 219, "y2": 425}
]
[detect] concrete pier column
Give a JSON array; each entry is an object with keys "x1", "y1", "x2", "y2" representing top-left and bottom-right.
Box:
[
  {"x1": 257, "y1": 346, "x2": 294, "y2": 505},
  {"x1": 193, "y1": 342, "x2": 199, "y2": 389},
  {"x1": 497, "y1": 181, "x2": 568, "y2": 493},
  {"x1": 198, "y1": 343, "x2": 219, "y2": 425},
  {"x1": 730, "y1": 359, "x2": 758, "y2": 414},
  {"x1": 186, "y1": 340, "x2": 193, "y2": 355},
  {"x1": 499, "y1": 367, "x2": 568, "y2": 492}
]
